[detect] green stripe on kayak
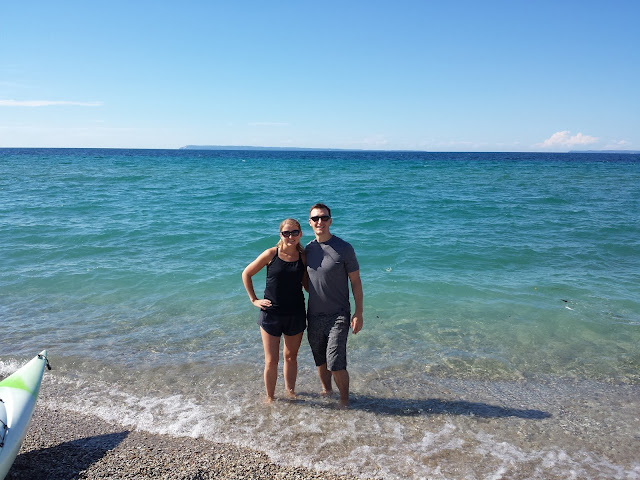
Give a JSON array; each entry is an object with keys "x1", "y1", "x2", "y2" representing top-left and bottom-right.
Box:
[{"x1": 0, "y1": 375, "x2": 34, "y2": 395}]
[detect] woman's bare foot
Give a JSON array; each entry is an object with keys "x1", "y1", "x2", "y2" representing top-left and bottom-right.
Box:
[{"x1": 285, "y1": 389, "x2": 297, "y2": 399}]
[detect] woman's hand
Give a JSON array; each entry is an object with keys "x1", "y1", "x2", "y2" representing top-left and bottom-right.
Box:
[{"x1": 252, "y1": 299, "x2": 272, "y2": 310}]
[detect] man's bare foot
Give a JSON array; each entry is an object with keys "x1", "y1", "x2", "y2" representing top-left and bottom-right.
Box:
[
  {"x1": 321, "y1": 389, "x2": 334, "y2": 397},
  {"x1": 264, "y1": 395, "x2": 275, "y2": 405}
]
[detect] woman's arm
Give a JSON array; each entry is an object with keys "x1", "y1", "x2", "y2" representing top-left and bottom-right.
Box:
[{"x1": 242, "y1": 248, "x2": 276, "y2": 309}]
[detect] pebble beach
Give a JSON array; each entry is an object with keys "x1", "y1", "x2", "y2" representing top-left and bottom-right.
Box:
[{"x1": 8, "y1": 404, "x2": 368, "y2": 480}]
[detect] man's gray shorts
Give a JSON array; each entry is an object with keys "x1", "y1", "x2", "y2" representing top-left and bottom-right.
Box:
[{"x1": 307, "y1": 313, "x2": 349, "y2": 371}]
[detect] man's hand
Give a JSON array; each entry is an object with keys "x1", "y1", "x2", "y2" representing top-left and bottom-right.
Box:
[
  {"x1": 351, "y1": 313, "x2": 363, "y2": 334},
  {"x1": 348, "y1": 270, "x2": 364, "y2": 334}
]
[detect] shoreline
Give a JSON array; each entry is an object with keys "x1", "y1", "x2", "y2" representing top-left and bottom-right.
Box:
[{"x1": 8, "y1": 404, "x2": 370, "y2": 480}]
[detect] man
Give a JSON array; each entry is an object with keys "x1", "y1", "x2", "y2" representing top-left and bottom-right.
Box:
[{"x1": 305, "y1": 203, "x2": 363, "y2": 407}]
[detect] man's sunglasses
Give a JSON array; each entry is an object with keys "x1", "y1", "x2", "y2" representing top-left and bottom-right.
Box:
[
  {"x1": 309, "y1": 215, "x2": 331, "y2": 222},
  {"x1": 280, "y1": 230, "x2": 300, "y2": 238}
]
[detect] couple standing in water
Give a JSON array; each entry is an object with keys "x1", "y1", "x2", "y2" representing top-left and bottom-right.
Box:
[{"x1": 242, "y1": 203, "x2": 364, "y2": 407}]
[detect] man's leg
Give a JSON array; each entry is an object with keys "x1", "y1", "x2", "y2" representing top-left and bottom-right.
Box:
[
  {"x1": 317, "y1": 363, "x2": 333, "y2": 394},
  {"x1": 327, "y1": 315, "x2": 350, "y2": 406},
  {"x1": 308, "y1": 315, "x2": 333, "y2": 394},
  {"x1": 332, "y1": 369, "x2": 350, "y2": 407}
]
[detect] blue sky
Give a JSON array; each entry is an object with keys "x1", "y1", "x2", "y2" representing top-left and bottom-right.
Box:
[{"x1": 1, "y1": 1, "x2": 638, "y2": 151}]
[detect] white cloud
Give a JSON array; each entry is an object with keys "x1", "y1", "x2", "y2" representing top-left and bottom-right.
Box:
[
  {"x1": 0, "y1": 99, "x2": 103, "y2": 107},
  {"x1": 537, "y1": 130, "x2": 598, "y2": 149}
]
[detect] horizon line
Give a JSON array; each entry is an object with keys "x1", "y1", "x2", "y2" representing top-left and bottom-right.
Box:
[{"x1": 1, "y1": 146, "x2": 638, "y2": 154}]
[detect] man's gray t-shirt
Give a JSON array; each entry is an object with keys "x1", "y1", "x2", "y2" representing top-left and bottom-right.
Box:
[{"x1": 306, "y1": 235, "x2": 359, "y2": 317}]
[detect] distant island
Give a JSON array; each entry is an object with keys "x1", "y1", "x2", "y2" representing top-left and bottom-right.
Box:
[
  {"x1": 180, "y1": 145, "x2": 640, "y2": 154},
  {"x1": 569, "y1": 150, "x2": 639, "y2": 154},
  {"x1": 179, "y1": 145, "x2": 359, "y2": 152}
]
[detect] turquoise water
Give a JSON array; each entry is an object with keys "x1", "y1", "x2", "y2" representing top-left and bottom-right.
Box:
[{"x1": 1, "y1": 149, "x2": 639, "y2": 478}]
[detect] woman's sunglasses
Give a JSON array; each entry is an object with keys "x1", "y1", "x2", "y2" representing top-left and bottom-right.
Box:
[{"x1": 280, "y1": 230, "x2": 300, "y2": 238}]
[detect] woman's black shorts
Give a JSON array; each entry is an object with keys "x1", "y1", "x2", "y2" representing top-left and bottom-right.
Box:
[{"x1": 258, "y1": 310, "x2": 306, "y2": 337}]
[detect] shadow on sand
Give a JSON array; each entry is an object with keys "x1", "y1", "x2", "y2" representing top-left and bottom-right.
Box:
[
  {"x1": 308, "y1": 394, "x2": 552, "y2": 419},
  {"x1": 7, "y1": 431, "x2": 129, "y2": 480}
]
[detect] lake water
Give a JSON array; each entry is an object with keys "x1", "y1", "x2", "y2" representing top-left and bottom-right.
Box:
[{"x1": 1, "y1": 148, "x2": 639, "y2": 479}]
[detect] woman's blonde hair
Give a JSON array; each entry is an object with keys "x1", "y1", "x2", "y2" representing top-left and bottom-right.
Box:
[{"x1": 276, "y1": 218, "x2": 304, "y2": 254}]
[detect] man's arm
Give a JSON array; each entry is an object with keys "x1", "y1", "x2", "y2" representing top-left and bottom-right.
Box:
[{"x1": 348, "y1": 270, "x2": 363, "y2": 334}]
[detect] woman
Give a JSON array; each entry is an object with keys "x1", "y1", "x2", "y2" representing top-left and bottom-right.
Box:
[{"x1": 242, "y1": 218, "x2": 307, "y2": 403}]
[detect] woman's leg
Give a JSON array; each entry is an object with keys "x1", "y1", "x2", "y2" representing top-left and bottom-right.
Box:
[
  {"x1": 283, "y1": 331, "x2": 304, "y2": 397},
  {"x1": 260, "y1": 327, "x2": 281, "y2": 402}
]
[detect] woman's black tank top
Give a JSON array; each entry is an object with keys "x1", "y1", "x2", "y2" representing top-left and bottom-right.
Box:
[{"x1": 263, "y1": 249, "x2": 305, "y2": 315}]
